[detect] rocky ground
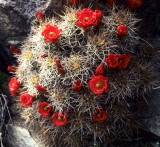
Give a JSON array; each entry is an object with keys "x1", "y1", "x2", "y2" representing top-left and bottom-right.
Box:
[{"x1": 0, "y1": 0, "x2": 160, "y2": 146}]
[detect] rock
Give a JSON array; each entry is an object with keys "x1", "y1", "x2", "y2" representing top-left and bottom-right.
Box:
[
  {"x1": 43, "y1": 0, "x2": 98, "y2": 17},
  {"x1": 6, "y1": 124, "x2": 39, "y2": 147},
  {"x1": 139, "y1": 89, "x2": 160, "y2": 139},
  {"x1": 0, "y1": 4, "x2": 30, "y2": 43},
  {"x1": 0, "y1": 0, "x2": 47, "y2": 19},
  {"x1": 0, "y1": 0, "x2": 7, "y2": 5},
  {"x1": 43, "y1": 0, "x2": 67, "y2": 17},
  {"x1": 0, "y1": 4, "x2": 30, "y2": 73},
  {"x1": 138, "y1": 36, "x2": 160, "y2": 138},
  {"x1": 0, "y1": 94, "x2": 10, "y2": 147}
]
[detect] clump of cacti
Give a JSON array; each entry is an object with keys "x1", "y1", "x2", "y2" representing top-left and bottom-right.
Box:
[{"x1": 8, "y1": 0, "x2": 159, "y2": 146}]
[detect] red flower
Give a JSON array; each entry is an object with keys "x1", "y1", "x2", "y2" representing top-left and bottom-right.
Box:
[
  {"x1": 52, "y1": 111, "x2": 67, "y2": 127},
  {"x1": 126, "y1": 0, "x2": 142, "y2": 9},
  {"x1": 95, "y1": 64, "x2": 105, "y2": 76},
  {"x1": 105, "y1": 54, "x2": 118, "y2": 69},
  {"x1": 56, "y1": 60, "x2": 65, "y2": 75},
  {"x1": 93, "y1": 109, "x2": 107, "y2": 123},
  {"x1": 36, "y1": 84, "x2": 47, "y2": 95},
  {"x1": 72, "y1": 80, "x2": 82, "y2": 92},
  {"x1": 42, "y1": 24, "x2": 62, "y2": 44},
  {"x1": 106, "y1": 0, "x2": 118, "y2": 6},
  {"x1": 88, "y1": 75, "x2": 109, "y2": 96},
  {"x1": 105, "y1": 54, "x2": 131, "y2": 70},
  {"x1": 117, "y1": 54, "x2": 131, "y2": 70},
  {"x1": 20, "y1": 94, "x2": 33, "y2": 107},
  {"x1": 117, "y1": 25, "x2": 128, "y2": 39},
  {"x1": 36, "y1": 12, "x2": 44, "y2": 21},
  {"x1": 10, "y1": 46, "x2": 21, "y2": 55},
  {"x1": 38, "y1": 102, "x2": 52, "y2": 117},
  {"x1": 8, "y1": 77, "x2": 20, "y2": 96},
  {"x1": 76, "y1": 9, "x2": 95, "y2": 31},
  {"x1": 76, "y1": 9, "x2": 102, "y2": 31},
  {"x1": 68, "y1": 0, "x2": 79, "y2": 4},
  {"x1": 7, "y1": 66, "x2": 16, "y2": 72}
]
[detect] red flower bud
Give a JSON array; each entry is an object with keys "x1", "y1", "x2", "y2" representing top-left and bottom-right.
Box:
[
  {"x1": 94, "y1": 10, "x2": 103, "y2": 27},
  {"x1": 10, "y1": 46, "x2": 21, "y2": 55},
  {"x1": 72, "y1": 80, "x2": 82, "y2": 92},
  {"x1": 68, "y1": 0, "x2": 79, "y2": 5},
  {"x1": 7, "y1": 66, "x2": 16, "y2": 72},
  {"x1": 36, "y1": 84, "x2": 47, "y2": 95},
  {"x1": 36, "y1": 12, "x2": 44, "y2": 22},
  {"x1": 56, "y1": 60, "x2": 65, "y2": 75},
  {"x1": 126, "y1": 0, "x2": 142, "y2": 9},
  {"x1": 106, "y1": 0, "x2": 118, "y2": 7},
  {"x1": 38, "y1": 53, "x2": 47, "y2": 65},
  {"x1": 117, "y1": 25, "x2": 128, "y2": 39},
  {"x1": 95, "y1": 64, "x2": 105, "y2": 76}
]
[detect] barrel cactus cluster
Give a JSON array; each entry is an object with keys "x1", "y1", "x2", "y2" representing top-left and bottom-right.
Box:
[{"x1": 8, "y1": 0, "x2": 159, "y2": 146}]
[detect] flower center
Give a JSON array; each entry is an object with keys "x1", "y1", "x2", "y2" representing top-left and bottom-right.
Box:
[
  {"x1": 49, "y1": 32, "x2": 56, "y2": 36},
  {"x1": 96, "y1": 37, "x2": 105, "y2": 46},
  {"x1": 25, "y1": 52, "x2": 32, "y2": 59},
  {"x1": 31, "y1": 76, "x2": 38, "y2": 85},
  {"x1": 110, "y1": 57, "x2": 116, "y2": 63},
  {"x1": 44, "y1": 106, "x2": 49, "y2": 112},
  {"x1": 58, "y1": 115, "x2": 64, "y2": 121},
  {"x1": 47, "y1": 58, "x2": 55, "y2": 66},
  {"x1": 84, "y1": 17, "x2": 89, "y2": 21},
  {"x1": 95, "y1": 81, "x2": 104, "y2": 89},
  {"x1": 97, "y1": 113, "x2": 102, "y2": 118},
  {"x1": 73, "y1": 63, "x2": 79, "y2": 69},
  {"x1": 119, "y1": 59, "x2": 123, "y2": 63},
  {"x1": 96, "y1": 84, "x2": 100, "y2": 87},
  {"x1": 24, "y1": 98, "x2": 27, "y2": 102}
]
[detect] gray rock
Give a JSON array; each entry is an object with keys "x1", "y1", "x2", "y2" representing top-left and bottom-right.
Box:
[
  {"x1": 0, "y1": 0, "x2": 46, "y2": 19},
  {"x1": 0, "y1": 4, "x2": 30, "y2": 72},
  {"x1": 6, "y1": 124, "x2": 39, "y2": 147},
  {"x1": 139, "y1": 89, "x2": 160, "y2": 138},
  {"x1": 0, "y1": 94, "x2": 10, "y2": 147},
  {"x1": 0, "y1": 0, "x2": 7, "y2": 5},
  {"x1": 0, "y1": 4, "x2": 30, "y2": 42},
  {"x1": 43, "y1": 0, "x2": 98, "y2": 16},
  {"x1": 138, "y1": 35, "x2": 160, "y2": 138},
  {"x1": 138, "y1": 34, "x2": 160, "y2": 137}
]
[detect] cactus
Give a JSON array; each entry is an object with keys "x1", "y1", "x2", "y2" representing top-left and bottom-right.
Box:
[{"x1": 8, "y1": 3, "x2": 159, "y2": 146}]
